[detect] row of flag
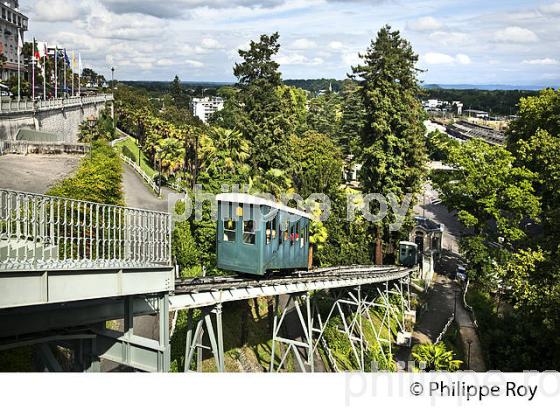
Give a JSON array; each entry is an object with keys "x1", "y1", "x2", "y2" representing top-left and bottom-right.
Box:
[{"x1": 29, "y1": 39, "x2": 82, "y2": 73}]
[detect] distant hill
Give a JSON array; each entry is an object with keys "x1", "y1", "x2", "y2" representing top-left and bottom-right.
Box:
[{"x1": 423, "y1": 83, "x2": 556, "y2": 91}]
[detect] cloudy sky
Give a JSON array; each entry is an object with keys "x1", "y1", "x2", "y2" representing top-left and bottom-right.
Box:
[{"x1": 22, "y1": 0, "x2": 560, "y2": 85}]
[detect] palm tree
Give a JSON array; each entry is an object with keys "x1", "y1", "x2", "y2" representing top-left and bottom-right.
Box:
[
  {"x1": 154, "y1": 137, "x2": 185, "y2": 177},
  {"x1": 412, "y1": 342, "x2": 462, "y2": 371},
  {"x1": 208, "y1": 127, "x2": 250, "y2": 172}
]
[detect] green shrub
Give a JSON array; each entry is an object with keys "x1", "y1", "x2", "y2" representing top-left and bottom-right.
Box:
[{"x1": 47, "y1": 140, "x2": 124, "y2": 206}]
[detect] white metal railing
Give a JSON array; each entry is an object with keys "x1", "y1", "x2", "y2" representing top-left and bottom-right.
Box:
[
  {"x1": 0, "y1": 188, "x2": 171, "y2": 271},
  {"x1": 0, "y1": 94, "x2": 113, "y2": 114},
  {"x1": 119, "y1": 153, "x2": 160, "y2": 195},
  {"x1": 435, "y1": 313, "x2": 455, "y2": 344}
]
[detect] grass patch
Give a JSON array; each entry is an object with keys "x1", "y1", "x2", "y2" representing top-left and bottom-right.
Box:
[{"x1": 113, "y1": 135, "x2": 158, "y2": 179}]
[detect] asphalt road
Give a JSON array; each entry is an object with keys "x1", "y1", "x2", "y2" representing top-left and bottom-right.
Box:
[{"x1": 0, "y1": 154, "x2": 81, "y2": 194}]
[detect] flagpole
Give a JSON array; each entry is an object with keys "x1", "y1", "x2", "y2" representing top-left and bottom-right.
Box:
[
  {"x1": 71, "y1": 51, "x2": 75, "y2": 97},
  {"x1": 78, "y1": 53, "x2": 81, "y2": 96},
  {"x1": 55, "y1": 47, "x2": 58, "y2": 99},
  {"x1": 43, "y1": 53, "x2": 46, "y2": 101},
  {"x1": 32, "y1": 38, "x2": 35, "y2": 101}
]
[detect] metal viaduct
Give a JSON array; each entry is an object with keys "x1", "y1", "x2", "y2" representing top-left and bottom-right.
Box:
[{"x1": 0, "y1": 188, "x2": 417, "y2": 372}]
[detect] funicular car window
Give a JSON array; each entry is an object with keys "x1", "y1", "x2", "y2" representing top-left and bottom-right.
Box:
[
  {"x1": 243, "y1": 220, "x2": 256, "y2": 244},
  {"x1": 243, "y1": 206, "x2": 256, "y2": 245},
  {"x1": 264, "y1": 206, "x2": 277, "y2": 245},
  {"x1": 223, "y1": 203, "x2": 237, "y2": 242}
]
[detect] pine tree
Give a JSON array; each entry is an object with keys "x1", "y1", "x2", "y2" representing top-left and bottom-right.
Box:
[
  {"x1": 352, "y1": 25, "x2": 428, "y2": 244},
  {"x1": 232, "y1": 33, "x2": 289, "y2": 171}
]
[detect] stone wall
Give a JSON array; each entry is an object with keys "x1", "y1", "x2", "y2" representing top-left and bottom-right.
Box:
[{"x1": 0, "y1": 99, "x2": 110, "y2": 143}]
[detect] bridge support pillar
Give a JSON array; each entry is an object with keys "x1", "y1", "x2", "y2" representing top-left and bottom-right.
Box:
[
  {"x1": 270, "y1": 292, "x2": 314, "y2": 373},
  {"x1": 93, "y1": 293, "x2": 170, "y2": 372},
  {"x1": 183, "y1": 303, "x2": 224, "y2": 372}
]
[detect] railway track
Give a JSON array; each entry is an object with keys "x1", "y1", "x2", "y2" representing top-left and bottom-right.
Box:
[{"x1": 174, "y1": 265, "x2": 413, "y2": 294}]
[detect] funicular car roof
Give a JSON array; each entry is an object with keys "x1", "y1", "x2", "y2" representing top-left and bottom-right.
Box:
[{"x1": 216, "y1": 193, "x2": 313, "y2": 220}]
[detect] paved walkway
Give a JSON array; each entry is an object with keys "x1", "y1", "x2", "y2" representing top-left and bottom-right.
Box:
[{"x1": 121, "y1": 162, "x2": 173, "y2": 212}]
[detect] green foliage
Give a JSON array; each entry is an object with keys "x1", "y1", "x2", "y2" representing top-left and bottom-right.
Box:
[
  {"x1": 352, "y1": 25, "x2": 428, "y2": 245},
  {"x1": 307, "y1": 92, "x2": 342, "y2": 140},
  {"x1": 433, "y1": 139, "x2": 540, "y2": 280},
  {"x1": 170, "y1": 75, "x2": 190, "y2": 109},
  {"x1": 79, "y1": 109, "x2": 115, "y2": 143},
  {"x1": 172, "y1": 220, "x2": 200, "y2": 278},
  {"x1": 507, "y1": 88, "x2": 560, "y2": 149},
  {"x1": 426, "y1": 130, "x2": 459, "y2": 162},
  {"x1": 47, "y1": 140, "x2": 124, "y2": 206},
  {"x1": 339, "y1": 80, "x2": 365, "y2": 156},
  {"x1": 412, "y1": 342, "x2": 462, "y2": 371},
  {"x1": 287, "y1": 131, "x2": 343, "y2": 197}
]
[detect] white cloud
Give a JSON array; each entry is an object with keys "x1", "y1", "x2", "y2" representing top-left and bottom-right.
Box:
[
  {"x1": 539, "y1": 2, "x2": 560, "y2": 15},
  {"x1": 290, "y1": 38, "x2": 317, "y2": 50},
  {"x1": 455, "y1": 54, "x2": 471, "y2": 65},
  {"x1": 423, "y1": 52, "x2": 471, "y2": 65},
  {"x1": 101, "y1": 0, "x2": 285, "y2": 18},
  {"x1": 201, "y1": 38, "x2": 224, "y2": 49},
  {"x1": 522, "y1": 58, "x2": 559, "y2": 65},
  {"x1": 407, "y1": 16, "x2": 443, "y2": 32},
  {"x1": 34, "y1": 0, "x2": 84, "y2": 22},
  {"x1": 329, "y1": 41, "x2": 344, "y2": 50},
  {"x1": 157, "y1": 59, "x2": 175, "y2": 66},
  {"x1": 342, "y1": 52, "x2": 361, "y2": 67},
  {"x1": 494, "y1": 26, "x2": 539, "y2": 43},
  {"x1": 185, "y1": 59, "x2": 205, "y2": 68},
  {"x1": 276, "y1": 53, "x2": 323, "y2": 66},
  {"x1": 429, "y1": 31, "x2": 469, "y2": 47}
]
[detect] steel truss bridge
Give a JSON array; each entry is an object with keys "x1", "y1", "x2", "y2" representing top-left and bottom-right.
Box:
[{"x1": 0, "y1": 188, "x2": 417, "y2": 372}]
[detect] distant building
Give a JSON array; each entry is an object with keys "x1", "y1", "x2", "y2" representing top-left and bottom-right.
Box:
[
  {"x1": 342, "y1": 155, "x2": 362, "y2": 187},
  {"x1": 191, "y1": 96, "x2": 224, "y2": 123},
  {"x1": 464, "y1": 109, "x2": 489, "y2": 119},
  {"x1": 0, "y1": 0, "x2": 28, "y2": 81},
  {"x1": 452, "y1": 101, "x2": 463, "y2": 115}
]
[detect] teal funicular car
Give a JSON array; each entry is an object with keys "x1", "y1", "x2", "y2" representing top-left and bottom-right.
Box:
[
  {"x1": 216, "y1": 193, "x2": 312, "y2": 276},
  {"x1": 399, "y1": 241, "x2": 419, "y2": 268}
]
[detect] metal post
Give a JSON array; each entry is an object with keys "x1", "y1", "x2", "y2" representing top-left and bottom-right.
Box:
[
  {"x1": 184, "y1": 310, "x2": 193, "y2": 372},
  {"x1": 306, "y1": 294, "x2": 314, "y2": 372},
  {"x1": 216, "y1": 304, "x2": 224, "y2": 372},
  {"x1": 467, "y1": 339, "x2": 472, "y2": 370},
  {"x1": 158, "y1": 293, "x2": 170, "y2": 372}
]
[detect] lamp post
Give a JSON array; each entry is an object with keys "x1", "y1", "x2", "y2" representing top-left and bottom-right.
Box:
[
  {"x1": 111, "y1": 67, "x2": 115, "y2": 91},
  {"x1": 454, "y1": 289, "x2": 460, "y2": 317},
  {"x1": 156, "y1": 149, "x2": 162, "y2": 197},
  {"x1": 467, "y1": 339, "x2": 473, "y2": 370}
]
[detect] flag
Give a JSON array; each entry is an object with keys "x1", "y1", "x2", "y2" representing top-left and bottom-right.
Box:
[
  {"x1": 72, "y1": 51, "x2": 76, "y2": 71},
  {"x1": 33, "y1": 39, "x2": 41, "y2": 69},
  {"x1": 64, "y1": 49, "x2": 70, "y2": 67},
  {"x1": 37, "y1": 41, "x2": 48, "y2": 59},
  {"x1": 78, "y1": 53, "x2": 82, "y2": 72},
  {"x1": 17, "y1": 30, "x2": 23, "y2": 55}
]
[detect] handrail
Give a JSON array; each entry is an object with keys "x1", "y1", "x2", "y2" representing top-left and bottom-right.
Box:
[
  {"x1": 0, "y1": 188, "x2": 171, "y2": 271},
  {"x1": 462, "y1": 279, "x2": 479, "y2": 328},
  {"x1": 435, "y1": 313, "x2": 455, "y2": 344},
  {"x1": 0, "y1": 94, "x2": 113, "y2": 114}
]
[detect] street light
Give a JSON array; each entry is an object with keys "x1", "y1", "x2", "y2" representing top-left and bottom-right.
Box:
[
  {"x1": 467, "y1": 339, "x2": 473, "y2": 370},
  {"x1": 111, "y1": 67, "x2": 115, "y2": 91},
  {"x1": 156, "y1": 149, "x2": 162, "y2": 197}
]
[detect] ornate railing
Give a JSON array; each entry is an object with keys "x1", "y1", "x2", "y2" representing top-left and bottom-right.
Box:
[
  {"x1": 0, "y1": 94, "x2": 113, "y2": 114},
  {"x1": 0, "y1": 189, "x2": 171, "y2": 271}
]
